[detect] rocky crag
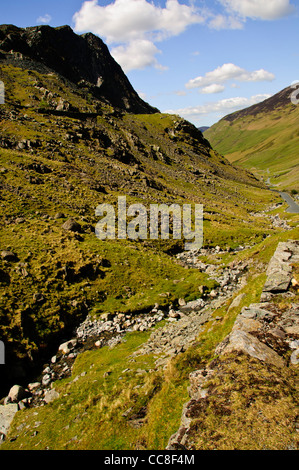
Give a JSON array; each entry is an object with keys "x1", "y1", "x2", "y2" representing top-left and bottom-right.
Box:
[{"x1": 0, "y1": 24, "x2": 157, "y2": 114}]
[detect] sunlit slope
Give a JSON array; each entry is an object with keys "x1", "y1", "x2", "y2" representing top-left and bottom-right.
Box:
[{"x1": 205, "y1": 87, "x2": 299, "y2": 191}]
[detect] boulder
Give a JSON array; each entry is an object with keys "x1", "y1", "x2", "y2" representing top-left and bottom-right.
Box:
[
  {"x1": 7, "y1": 385, "x2": 27, "y2": 403},
  {"x1": 290, "y1": 349, "x2": 299, "y2": 365},
  {"x1": 58, "y1": 339, "x2": 77, "y2": 355},
  {"x1": 0, "y1": 404, "x2": 19, "y2": 439},
  {"x1": 44, "y1": 389, "x2": 59, "y2": 404},
  {"x1": 179, "y1": 298, "x2": 205, "y2": 313},
  {"x1": 262, "y1": 241, "x2": 299, "y2": 293},
  {"x1": 61, "y1": 219, "x2": 82, "y2": 233},
  {"x1": 1, "y1": 250, "x2": 18, "y2": 261}
]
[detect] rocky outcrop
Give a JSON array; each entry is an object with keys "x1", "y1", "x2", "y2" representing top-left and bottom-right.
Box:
[
  {"x1": 0, "y1": 24, "x2": 158, "y2": 114},
  {"x1": 262, "y1": 240, "x2": 299, "y2": 296},
  {"x1": 167, "y1": 240, "x2": 299, "y2": 450}
]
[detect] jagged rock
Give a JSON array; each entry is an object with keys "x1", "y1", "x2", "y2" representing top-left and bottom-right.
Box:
[
  {"x1": 263, "y1": 241, "x2": 299, "y2": 293},
  {"x1": 232, "y1": 316, "x2": 263, "y2": 334},
  {"x1": 215, "y1": 330, "x2": 285, "y2": 368},
  {"x1": 0, "y1": 24, "x2": 158, "y2": 114},
  {"x1": 0, "y1": 404, "x2": 19, "y2": 440}
]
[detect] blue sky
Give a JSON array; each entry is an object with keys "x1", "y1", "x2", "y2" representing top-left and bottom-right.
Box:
[{"x1": 1, "y1": 0, "x2": 299, "y2": 126}]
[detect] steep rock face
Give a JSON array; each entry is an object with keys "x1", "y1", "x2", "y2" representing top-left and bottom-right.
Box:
[{"x1": 0, "y1": 24, "x2": 158, "y2": 114}]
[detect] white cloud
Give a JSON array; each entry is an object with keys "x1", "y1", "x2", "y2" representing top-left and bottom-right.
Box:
[
  {"x1": 111, "y1": 39, "x2": 168, "y2": 72},
  {"x1": 73, "y1": 0, "x2": 205, "y2": 43},
  {"x1": 201, "y1": 84, "x2": 226, "y2": 94},
  {"x1": 73, "y1": 0, "x2": 205, "y2": 71},
  {"x1": 219, "y1": 0, "x2": 295, "y2": 20},
  {"x1": 165, "y1": 94, "x2": 272, "y2": 121},
  {"x1": 186, "y1": 63, "x2": 275, "y2": 89},
  {"x1": 72, "y1": 0, "x2": 296, "y2": 72},
  {"x1": 208, "y1": 13, "x2": 243, "y2": 29},
  {"x1": 36, "y1": 14, "x2": 52, "y2": 24}
]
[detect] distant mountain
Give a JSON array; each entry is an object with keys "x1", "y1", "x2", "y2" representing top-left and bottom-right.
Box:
[
  {"x1": 205, "y1": 86, "x2": 299, "y2": 191},
  {"x1": 198, "y1": 126, "x2": 210, "y2": 133},
  {"x1": 0, "y1": 24, "x2": 158, "y2": 114}
]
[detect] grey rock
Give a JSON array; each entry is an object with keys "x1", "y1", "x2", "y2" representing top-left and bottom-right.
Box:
[
  {"x1": 1, "y1": 250, "x2": 18, "y2": 261},
  {"x1": 179, "y1": 298, "x2": 205, "y2": 313},
  {"x1": 240, "y1": 304, "x2": 275, "y2": 321},
  {"x1": 290, "y1": 349, "x2": 299, "y2": 365},
  {"x1": 27, "y1": 382, "x2": 41, "y2": 391},
  {"x1": 0, "y1": 404, "x2": 19, "y2": 439},
  {"x1": 58, "y1": 339, "x2": 77, "y2": 355},
  {"x1": 263, "y1": 241, "x2": 299, "y2": 293},
  {"x1": 61, "y1": 218, "x2": 82, "y2": 233},
  {"x1": 44, "y1": 389, "x2": 60, "y2": 404},
  {"x1": 7, "y1": 385, "x2": 27, "y2": 403},
  {"x1": 42, "y1": 374, "x2": 52, "y2": 387},
  {"x1": 216, "y1": 330, "x2": 285, "y2": 368}
]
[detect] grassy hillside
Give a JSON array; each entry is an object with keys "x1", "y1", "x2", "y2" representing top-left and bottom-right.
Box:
[
  {"x1": 1, "y1": 56, "x2": 298, "y2": 451},
  {"x1": 0, "y1": 61, "x2": 280, "y2": 381},
  {"x1": 205, "y1": 87, "x2": 299, "y2": 191}
]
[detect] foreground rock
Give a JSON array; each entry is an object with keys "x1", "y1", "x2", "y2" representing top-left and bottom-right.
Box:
[
  {"x1": 0, "y1": 405, "x2": 18, "y2": 442},
  {"x1": 262, "y1": 241, "x2": 299, "y2": 295}
]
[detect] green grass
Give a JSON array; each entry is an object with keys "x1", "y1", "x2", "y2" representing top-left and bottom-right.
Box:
[
  {"x1": 2, "y1": 224, "x2": 299, "y2": 450},
  {"x1": 1, "y1": 62, "x2": 298, "y2": 451}
]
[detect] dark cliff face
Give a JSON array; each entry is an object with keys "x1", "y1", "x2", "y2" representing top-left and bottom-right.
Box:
[{"x1": 0, "y1": 24, "x2": 159, "y2": 114}]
